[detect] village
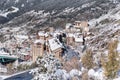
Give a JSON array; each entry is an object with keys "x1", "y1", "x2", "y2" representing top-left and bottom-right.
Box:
[
  {"x1": 0, "y1": 21, "x2": 90, "y2": 73},
  {"x1": 0, "y1": 20, "x2": 120, "y2": 80}
]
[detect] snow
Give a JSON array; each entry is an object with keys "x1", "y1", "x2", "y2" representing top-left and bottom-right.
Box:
[
  {"x1": 48, "y1": 38, "x2": 63, "y2": 51},
  {"x1": 88, "y1": 69, "x2": 104, "y2": 80},
  {"x1": 15, "y1": 0, "x2": 19, "y2": 3},
  {"x1": 69, "y1": 69, "x2": 82, "y2": 77},
  {"x1": 38, "y1": 31, "x2": 49, "y2": 37},
  {"x1": 20, "y1": 53, "x2": 29, "y2": 55},
  {"x1": 38, "y1": 31, "x2": 45, "y2": 36},
  {"x1": 15, "y1": 35, "x2": 28, "y2": 39},
  {"x1": 0, "y1": 6, "x2": 19, "y2": 18},
  {"x1": 0, "y1": 75, "x2": 9, "y2": 80},
  {"x1": 89, "y1": 4, "x2": 120, "y2": 27},
  {"x1": 34, "y1": 39, "x2": 45, "y2": 44},
  {"x1": 114, "y1": 77, "x2": 120, "y2": 80},
  {"x1": 67, "y1": 33, "x2": 74, "y2": 37},
  {"x1": 21, "y1": 4, "x2": 25, "y2": 7},
  {"x1": 117, "y1": 42, "x2": 120, "y2": 53},
  {"x1": 0, "y1": 50, "x2": 9, "y2": 55},
  {"x1": 81, "y1": 1, "x2": 96, "y2": 8},
  {"x1": 88, "y1": 69, "x2": 95, "y2": 77},
  {"x1": 65, "y1": 23, "x2": 72, "y2": 29},
  {"x1": 75, "y1": 36, "x2": 83, "y2": 43}
]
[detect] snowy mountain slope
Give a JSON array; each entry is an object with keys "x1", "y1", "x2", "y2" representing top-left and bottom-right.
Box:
[
  {"x1": 0, "y1": 0, "x2": 119, "y2": 24},
  {"x1": 88, "y1": 4, "x2": 120, "y2": 49},
  {"x1": 0, "y1": 0, "x2": 120, "y2": 44}
]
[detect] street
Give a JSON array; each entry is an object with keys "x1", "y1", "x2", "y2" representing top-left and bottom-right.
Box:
[{"x1": 4, "y1": 71, "x2": 33, "y2": 80}]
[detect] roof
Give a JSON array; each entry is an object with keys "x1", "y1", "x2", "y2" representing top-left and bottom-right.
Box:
[
  {"x1": 34, "y1": 39, "x2": 45, "y2": 44},
  {"x1": 48, "y1": 38, "x2": 63, "y2": 51},
  {"x1": 38, "y1": 31, "x2": 45, "y2": 37},
  {"x1": 20, "y1": 53, "x2": 29, "y2": 55},
  {"x1": 15, "y1": 35, "x2": 28, "y2": 39},
  {"x1": 65, "y1": 23, "x2": 73, "y2": 29},
  {"x1": 38, "y1": 31, "x2": 49, "y2": 37},
  {"x1": 74, "y1": 37, "x2": 83, "y2": 43},
  {"x1": 67, "y1": 33, "x2": 74, "y2": 37}
]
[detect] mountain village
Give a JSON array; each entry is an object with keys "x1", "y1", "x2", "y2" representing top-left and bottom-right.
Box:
[{"x1": 0, "y1": 19, "x2": 120, "y2": 80}]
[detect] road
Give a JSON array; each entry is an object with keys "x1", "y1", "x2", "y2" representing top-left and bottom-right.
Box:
[{"x1": 4, "y1": 71, "x2": 33, "y2": 80}]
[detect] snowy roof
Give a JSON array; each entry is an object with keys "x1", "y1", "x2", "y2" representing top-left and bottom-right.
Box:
[
  {"x1": 38, "y1": 31, "x2": 45, "y2": 36},
  {"x1": 65, "y1": 23, "x2": 72, "y2": 29},
  {"x1": 34, "y1": 39, "x2": 45, "y2": 44},
  {"x1": 0, "y1": 50, "x2": 17, "y2": 58},
  {"x1": 74, "y1": 36, "x2": 83, "y2": 43},
  {"x1": 20, "y1": 53, "x2": 29, "y2": 55},
  {"x1": 0, "y1": 50, "x2": 9, "y2": 55},
  {"x1": 48, "y1": 38, "x2": 63, "y2": 51},
  {"x1": 38, "y1": 31, "x2": 49, "y2": 37},
  {"x1": 67, "y1": 33, "x2": 74, "y2": 37},
  {"x1": 15, "y1": 35, "x2": 28, "y2": 39}
]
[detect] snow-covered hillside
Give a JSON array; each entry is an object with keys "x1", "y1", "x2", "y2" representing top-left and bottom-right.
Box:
[{"x1": 0, "y1": 0, "x2": 119, "y2": 24}]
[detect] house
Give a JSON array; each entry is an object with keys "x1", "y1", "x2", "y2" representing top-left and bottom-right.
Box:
[
  {"x1": 65, "y1": 23, "x2": 76, "y2": 33},
  {"x1": 18, "y1": 53, "x2": 31, "y2": 61},
  {"x1": 74, "y1": 35, "x2": 84, "y2": 46},
  {"x1": 37, "y1": 31, "x2": 51, "y2": 41},
  {"x1": 66, "y1": 33, "x2": 75, "y2": 46},
  {"x1": 74, "y1": 21, "x2": 88, "y2": 28},
  {"x1": 74, "y1": 21, "x2": 89, "y2": 34},
  {"x1": 32, "y1": 39, "x2": 45, "y2": 62},
  {"x1": 48, "y1": 38, "x2": 64, "y2": 59}
]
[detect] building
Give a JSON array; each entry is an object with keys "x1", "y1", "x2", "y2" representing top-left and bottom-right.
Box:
[
  {"x1": 74, "y1": 35, "x2": 84, "y2": 46},
  {"x1": 32, "y1": 39, "x2": 45, "y2": 62},
  {"x1": 74, "y1": 21, "x2": 89, "y2": 34},
  {"x1": 48, "y1": 38, "x2": 64, "y2": 59},
  {"x1": 18, "y1": 53, "x2": 31, "y2": 61},
  {"x1": 66, "y1": 33, "x2": 84, "y2": 47},
  {"x1": 66, "y1": 33, "x2": 75, "y2": 46},
  {"x1": 65, "y1": 23, "x2": 76, "y2": 33},
  {"x1": 37, "y1": 31, "x2": 51, "y2": 40},
  {"x1": 74, "y1": 21, "x2": 88, "y2": 28}
]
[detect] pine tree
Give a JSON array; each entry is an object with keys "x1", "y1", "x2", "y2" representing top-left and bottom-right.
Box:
[
  {"x1": 102, "y1": 40, "x2": 119, "y2": 79},
  {"x1": 81, "y1": 49, "x2": 94, "y2": 69}
]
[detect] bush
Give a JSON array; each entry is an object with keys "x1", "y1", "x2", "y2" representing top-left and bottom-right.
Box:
[
  {"x1": 81, "y1": 49, "x2": 94, "y2": 70},
  {"x1": 102, "y1": 40, "x2": 119, "y2": 79}
]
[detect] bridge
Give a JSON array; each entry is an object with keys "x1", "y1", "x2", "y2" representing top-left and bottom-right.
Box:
[{"x1": 0, "y1": 55, "x2": 17, "y2": 64}]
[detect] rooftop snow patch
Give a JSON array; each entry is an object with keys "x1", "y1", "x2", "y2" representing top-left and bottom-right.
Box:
[
  {"x1": 34, "y1": 39, "x2": 45, "y2": 44},
  {"x1": 74, "y1": 36, "x2": 83, "y2": 43},
  {"x1": 48, "y1": 38, "x2": 63, "y2": 51}
]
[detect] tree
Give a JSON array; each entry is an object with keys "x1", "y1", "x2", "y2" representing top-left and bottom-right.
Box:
[
  {"x1": 30, "y1": 54, "x2": 63, "y2": 80},
  {"x1": 81, "y1": 49, "x2": 94, "y2": 70},
  {"x1": 102, "y1": 40, "x2": 119, "y2": 79}
]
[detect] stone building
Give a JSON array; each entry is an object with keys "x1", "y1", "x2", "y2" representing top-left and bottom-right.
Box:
[
  {"x1": 74, "y1": 21, "x2": 89, "y2": 34},
  {"x1": 32, "y1": 39, "x2": 45, "y2": 62},
  {"x1": 66, "y1": 33, "x2": 75, "y2": 46},
  {"x1": 48, "y1": 38, "x2": 63, "y2": 59}
]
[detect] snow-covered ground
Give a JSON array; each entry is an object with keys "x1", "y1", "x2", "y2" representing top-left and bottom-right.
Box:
[{"x1": 0, "y1": 6, "x2": 19, "y2": 17}]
